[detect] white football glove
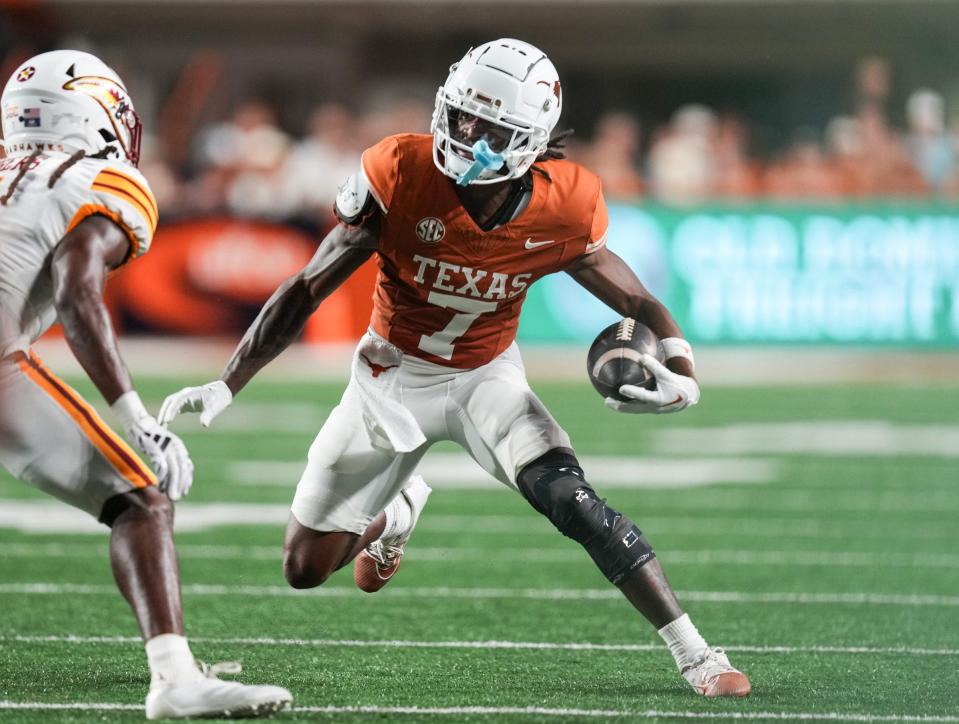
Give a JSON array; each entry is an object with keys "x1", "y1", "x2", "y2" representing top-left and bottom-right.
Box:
[
  {"x1": 605, "y1": 354, "x2": 701, "y2": 415},
  {"x1": 158, "y1": 380, "x2": 233, "y2": 428},
  {"x1": 112, "y1": 391, "x2": 194, "y2": 500}
]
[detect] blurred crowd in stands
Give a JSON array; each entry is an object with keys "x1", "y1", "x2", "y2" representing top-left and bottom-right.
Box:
[{"x1": 137, "y1": 56, "x2": 958, "y2": 226}]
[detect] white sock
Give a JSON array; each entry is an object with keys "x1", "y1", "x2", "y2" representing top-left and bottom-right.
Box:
[
  {"x1": 145, "y1": 633, "x2": 200, "y2": 688},
  {"x1": 658, "y1": 613, "x2": 709, "y2": 672},
  {"x1": 380, "y1": 493, "x2": 413, "y2": 542}
]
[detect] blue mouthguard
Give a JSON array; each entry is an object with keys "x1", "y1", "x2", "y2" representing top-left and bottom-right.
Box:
[{"x1": 456, "y1": 139, "x2": 506, "y2": 186}]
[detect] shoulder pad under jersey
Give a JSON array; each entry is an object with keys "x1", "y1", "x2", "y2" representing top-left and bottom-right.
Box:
[
  {"x1": 68, "y1": 161, "x2": 159, "y2": 260},
  {"x1": 334, "y1": 168, "x2": 379, "y2": 225}
]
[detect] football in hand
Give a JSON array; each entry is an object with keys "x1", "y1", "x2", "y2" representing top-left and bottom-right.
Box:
[{"x1": 587, "y1": 318, "x2": 663, "y2": 401}]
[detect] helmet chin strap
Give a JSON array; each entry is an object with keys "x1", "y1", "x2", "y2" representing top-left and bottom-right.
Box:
[{"x1": 456, "y1": 138, "x2": 505, "y2": 186}]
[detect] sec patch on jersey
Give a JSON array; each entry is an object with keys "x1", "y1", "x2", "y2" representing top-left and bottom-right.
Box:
[{"x1": 587, "y1": 318, "x2": 663, "y2": 400}]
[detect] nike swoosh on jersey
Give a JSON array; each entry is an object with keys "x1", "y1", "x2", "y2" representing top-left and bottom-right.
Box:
[{"x1": 524, "y1": 238, "x2": 558, "y2": 249}]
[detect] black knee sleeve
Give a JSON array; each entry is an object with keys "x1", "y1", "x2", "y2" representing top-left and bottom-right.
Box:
[{"x1": 517, "y1": 451, "x2": 655, "y2": 585}]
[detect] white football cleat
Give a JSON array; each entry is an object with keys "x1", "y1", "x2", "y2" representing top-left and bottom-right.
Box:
[
  {"x1": 682, "y1": 647, "x2": 751, "y2": 698},
  {"x1": 354, "y1": 476, "x2": 432, "y2": 593},
  {"x1": 145, "y1": 661, "x2": 292, "y2": 719}
]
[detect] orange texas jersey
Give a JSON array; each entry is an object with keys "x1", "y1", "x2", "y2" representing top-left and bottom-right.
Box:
[{"x1": 361, "y1": 133, "x2": 608, "y2": 369}]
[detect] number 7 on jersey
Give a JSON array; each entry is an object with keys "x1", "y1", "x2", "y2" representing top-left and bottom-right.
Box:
[{"x1": 418, "y1": 291, "x2": 498, "y2": 360}]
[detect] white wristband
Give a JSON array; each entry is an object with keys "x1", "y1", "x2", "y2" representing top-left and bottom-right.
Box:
[
  {"x1": 210, "y1": 380, "x2": 233, "y2": 404},
  {"x1": 111, "y1": 390, "x2": 150, "y2": 426},
  {"x1": 659, "y1": 337, "x2": 695, "y2": 367}
]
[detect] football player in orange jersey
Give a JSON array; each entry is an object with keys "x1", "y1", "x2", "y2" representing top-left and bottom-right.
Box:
[{"x1": 161, "y1": 39, "x2": 751, "y2": 698}]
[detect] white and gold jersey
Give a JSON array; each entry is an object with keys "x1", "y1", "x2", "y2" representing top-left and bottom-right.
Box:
[{"x1": 0, "y1": 152, "x2": 157, "y2": 358}]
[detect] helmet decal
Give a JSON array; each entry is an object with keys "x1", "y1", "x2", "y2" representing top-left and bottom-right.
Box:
[
  {"x1": 537, "y1": 80, "x2": 562, "y2": 103},
  {"x1": 19, "y1": 107, "x2": 41, "y2": 128},
  {"x1": 2, "y1": 51, "x2": 142, "y2": 166},
  {"x1": 62, "y1": 75, "x2": 141, "y2": 166}
]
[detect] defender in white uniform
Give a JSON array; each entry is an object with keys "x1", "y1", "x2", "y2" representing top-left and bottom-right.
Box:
[
  {"x1": 0, "y1": 143, "x2": 160, "y2": 513},
  {"x1": 0, "y1": 50, "x2": 291, "y2": 718}
]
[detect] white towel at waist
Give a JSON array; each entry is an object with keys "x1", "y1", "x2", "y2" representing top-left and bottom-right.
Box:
[{"x1": 348, "y1": 334, "x2": 426, "y2": 453}]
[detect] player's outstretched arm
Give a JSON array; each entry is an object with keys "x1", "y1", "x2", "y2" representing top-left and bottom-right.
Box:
[
  {"x1": 159, "y1": 219, "x2": 380, "y2": 427},
  {"x1": 52, "y1": 215, "x2": 194, "y2": 498},
  {"x1": 566, "y1": 246, "x2": 699, "y2": 414},
  {"x1": 221, "y1": 220, "x2": 379, "y2": 393}
]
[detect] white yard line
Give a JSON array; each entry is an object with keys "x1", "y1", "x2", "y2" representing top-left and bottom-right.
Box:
[
  {"x1": 229, "y1": 458, "x2": 952, "y2": 511},
  {"x1": 173, "y1": 403, "x2": 327, "y2": 434},
  {"x1": 1, "y1": 583, "x2": 957, "y2": 606},
  {"x1": 422, "y1": 514, "x2": 958, "y2": 542},
  {"x1": 0, "y1": 502, "x2": 954, "y2": 540},
  {"x1": 0, "y1": 702, "x2": 142, "y2": 711},
  {"x1": 3, "y1": 542, "x2": 958, "y2": 569},
  {"x1": 227, "y1": 423, "x2": 959, "y2": 472},
  {"x1": 654, "y1": 422, "x2": 959, "y2": 459},
  {"x1": 0, "y1": 701, "x2": 956, "y2": 721},
  {"x1": 29, "y1": 336, "x2": 959, "y2": 385},
  {"x1": 4, "y1": 635, "x2": 957, "y2": 657},
  {"x1": 231, "y1": 455, "x2": 778, "y2": 489},
  {"x1": 292, "y1": 708, "x2": 959, "y2": 722},
  {"x1": 0, "y1": 501, "x2": 294, "y2": 534}
]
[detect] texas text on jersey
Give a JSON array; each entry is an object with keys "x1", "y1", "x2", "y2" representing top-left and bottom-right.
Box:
[{"x1": 339, "y1": 133, "x2": 609, "y2": 368}]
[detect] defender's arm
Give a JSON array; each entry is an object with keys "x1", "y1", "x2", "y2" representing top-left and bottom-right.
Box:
[
  {"x1": 219, "y1": 218, "x2": 380, "y2": 395},
  {"x1": 52, "y1": 214, "x2": 193, "y2": 497},
  {"x1": 565, "y1": 246, "x2": 693, "y2": 378},
  {"x1": 52, "y1": 214, "x2": 136, "y2": 403}
]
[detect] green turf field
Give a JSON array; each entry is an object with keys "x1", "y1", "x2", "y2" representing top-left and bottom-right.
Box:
[{"x1": 1, "y1": 376, "x2": 957, "y2": 722}]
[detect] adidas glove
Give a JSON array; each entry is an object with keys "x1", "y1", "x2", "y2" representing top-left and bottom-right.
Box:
[{"x1": 112, "y1": 391, "x2": 194, "y2": 500}]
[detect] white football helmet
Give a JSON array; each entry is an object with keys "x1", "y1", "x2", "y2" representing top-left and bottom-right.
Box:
[
  {"x1": 2, "y1": 49, "x2": 141, "y2": 166},
  {"x1": 431, "y1": 38, "x2": 563, "y2": 184}
]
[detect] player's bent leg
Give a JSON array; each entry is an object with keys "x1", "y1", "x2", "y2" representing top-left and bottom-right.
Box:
[
  {"x1": 516, "y1": 448, "x2": 658, "y2": 589},
  {"x1": 353, "y1": 475, "x2": 432, "y2": 592},
  {"x1": 286, "y1": 389, "x2": 431, "y2": 589},
  {"x1": 283, "y1": 514, "x2": 380, "y2": 588},
  {"x1": 284, "y1": 475, "x2": 433, "y2": 592},
  {"x1": 516, "y1": 448, "x2": 750, "y2": 698}
]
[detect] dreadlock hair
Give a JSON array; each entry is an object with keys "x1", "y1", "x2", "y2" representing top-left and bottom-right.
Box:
[
  {"x1": 0, "y1": 150, "x2": 42, "y2": 206},
  {"x1": 531, "y1": 128, "x2": 574, "y2": 180},
  {"x1": 0, "y1": 145, "x2": 116, "y2": 206},
  {"x1": 48, "y1": 146, "x2": 115, "y2": 189},
  {"x1": 537, "y1": 128, "x2": 574, "y2": 162}
]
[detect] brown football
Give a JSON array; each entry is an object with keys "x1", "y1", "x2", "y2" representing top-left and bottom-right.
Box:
[{"x1": 586, "y1": 318, "x2": 662, "y2": 401}]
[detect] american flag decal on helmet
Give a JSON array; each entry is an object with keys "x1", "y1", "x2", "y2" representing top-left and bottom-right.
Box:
[{"x1": 20, "y1": 108, "x2": 40, "y2": 128}]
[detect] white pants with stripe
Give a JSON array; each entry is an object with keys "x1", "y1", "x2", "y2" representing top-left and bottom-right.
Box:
[
  {"x1": 290, "y1": 333, "x2": 571, "y2": 534},
  {"x1": 0, "y1": 351, "x2": 155, "y2": 520}
]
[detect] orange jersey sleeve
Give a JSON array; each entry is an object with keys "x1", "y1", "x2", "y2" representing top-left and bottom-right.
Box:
[
  {"x1": 585, "y1": 187, "x2": 609, "y2": 254},
  {"x1": 360, "y1": 136, "x2": 401, "y2": 213}
]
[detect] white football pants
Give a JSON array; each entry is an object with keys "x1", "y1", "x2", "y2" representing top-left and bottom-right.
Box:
[{"x1": 290, "y1": 332, "x2": 571, "y2": 534}]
